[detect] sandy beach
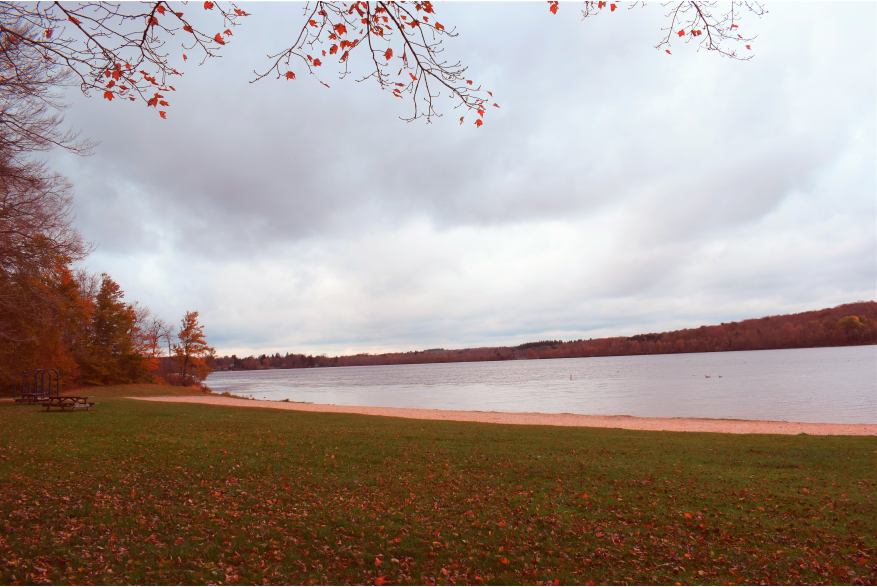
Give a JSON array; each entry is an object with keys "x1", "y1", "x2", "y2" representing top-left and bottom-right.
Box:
[{"x1": 131, "y1": 395, "x2": 877, "y2": 436}]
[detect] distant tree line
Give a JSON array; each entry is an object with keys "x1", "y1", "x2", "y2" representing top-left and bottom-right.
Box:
[{"x1": 213, "y1": 301, "x2": 876, "y2": 371}]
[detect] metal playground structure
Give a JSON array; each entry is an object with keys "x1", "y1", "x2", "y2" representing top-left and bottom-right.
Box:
[{"x1": 13, "y1": 369, "x2": 61, "y2": 402}]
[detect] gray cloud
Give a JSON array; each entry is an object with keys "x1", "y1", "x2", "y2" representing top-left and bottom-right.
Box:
[{"x1": 46, "y1": 2, "x2": 876, "y2": 355}]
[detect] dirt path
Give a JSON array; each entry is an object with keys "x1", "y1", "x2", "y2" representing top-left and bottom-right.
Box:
[{"x1": 130, "y1": 395, "x2": 877, "y2": 436}]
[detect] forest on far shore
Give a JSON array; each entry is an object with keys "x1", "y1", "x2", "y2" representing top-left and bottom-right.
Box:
[{"x1": 212, "y1": 301, "x2": 876, "y2": 371}]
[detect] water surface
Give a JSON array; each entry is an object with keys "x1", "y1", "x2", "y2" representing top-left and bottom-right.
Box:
[{"x1": 206, "y1": 345, "x2": 876, "y2": 424}]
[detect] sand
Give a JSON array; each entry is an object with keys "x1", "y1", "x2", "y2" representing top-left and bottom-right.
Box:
[{"x1": 130, "y1": 395, "x2": 876, "y2": 436}]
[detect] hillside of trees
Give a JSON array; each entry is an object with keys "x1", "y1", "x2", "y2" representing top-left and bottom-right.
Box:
[{"x1": 212, "y1": 301, "x2": 877, "y2": 371}]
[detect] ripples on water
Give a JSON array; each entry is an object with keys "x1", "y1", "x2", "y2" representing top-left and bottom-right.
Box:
[{"x1": 206, "y1": 345, "x2": 877, "y2": 424}]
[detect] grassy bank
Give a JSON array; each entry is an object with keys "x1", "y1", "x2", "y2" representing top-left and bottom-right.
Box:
[{"x1": 0, "y1": 385, "x2": 874, "y2": 585}]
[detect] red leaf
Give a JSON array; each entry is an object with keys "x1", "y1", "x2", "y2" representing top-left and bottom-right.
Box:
[
  {"x1": 665, "y1": 49, "x2": 671, "y2": 54},
  {"x1": 395, "y1": 83, "x2": 404, "y2": 87},
  {"x1": 475, "y1": 119, "x2": 483, "y2": 127},
  {"x1": 340, "y1": 51, "x2": 349, "y2": 62},
  {"x1": 330, "y1": 45, "x2": 338, "y2": 54},
  {"x1": 204, "y1": 1, "x2": 213, "y2": 9},
  {"x1": 159, "y1": 100, "x2": 169, "y2": 106},
  {"x1": 169, "y1": 85, "x2": 175, "y2": 90},
  {"x1": 321, "y1": 81, "x2": 330, "y2": 88},
  {"x1": 183, "y1": 54, "x2": 188, "y2": 61},
  {"x1": 746, "y1": 44, "x2": 751, "y2": 49},
  {"x1": 322, "y1": 50, "x2": 326, "y2": 56},
  {"x1": 183, "y1": 25, "x2": 193, "y2": 32},
  {"x1": 147, "y1": 97, "x2": 158, "y2": 107},
  {"x1": 610, "y1": 3, "x2": 616, "y2": 11},
  {"x1": 313, "y1": 58, "x2": 322, "y2": 66},
  {"x1": 309, "y1": 19, "x2": 317, "y2": 27},
  {"x1": 112, "y1": 70, "x2": 121, "y2": 80},
  {"x1": 148, "y1": 16, "x2": 158, "y2": 26},
  {"x1": 487, "y1": 90, "x2": 492, "y2": 96},
  {"x1": 459, "y1": 116, "x2": 464, "y2": 125},
  {"x1": 224, "y1": 28, "x2": 233, "y2": 36},
  {"x1": 334, "y1": 23, "x2": 347, "y2": 35},
  {"x1": 214, "y1": 32, "x2": 225, "y2": 44},
  {"x1": 106, "y1": 80, "x2": 115, "y2": 88},
  {"x1": 435, "y1": 22, "x2": 444, "y2": 30},
  {"x1": 548, "y1": 1, "x2": 559, "y2": 14},
  {"x1": 157, "y1": 5, "x2": 165, "y2": 14},
  {"x1": 160, "y1": 111, "x2": 167, "y2": 119},
  {"x1": 731, "y1": 23, "x2": 739, "y2": 28},
  {"x1": 175, "y1": 11, "x2": 183, "y2": 17},
  {"x1": 68, "y1": 16, "x2": 81, "y2": 25},
  {"x1": 285, "y1": 71, "x2": 296, "y2": 80},
  {"x1": 409, "y1": 72, "x2": 416, "y2": 80},
  {"x1": 103, "y1": 91, "x2": 114, "y2": 101},
  {"x1": 598, "y1": 1, "x2": 605, "y2": 8},
  {"x1": 677, "y1": 30, "x2": 685, "y2": 37},
  {"x1": 477, "y1": 109, "x2": 485, "y2": 117},
  {"x1": 493, "y1": 103, "x2": 499, "y2": 108},
  {"x1": 384, "y1": 48, "x2": 393, "y2": 60},
  {"x1": 44, "y1": 28, "x2": 53, "y2": 38}
]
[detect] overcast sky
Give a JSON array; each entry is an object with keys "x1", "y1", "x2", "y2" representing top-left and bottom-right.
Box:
[{"x1": 51, "y1": 2, "x2": 876, "y2": 357}]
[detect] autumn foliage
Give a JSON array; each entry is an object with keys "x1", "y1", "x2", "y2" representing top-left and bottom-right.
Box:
[
  {"x1": 0, "y1": 20, "x2": 216, "y2": 392},
  {"x1": 0, "y1": 265, "x2": 204, "y2": 391},
  {"x1": 1, "y1": 1, "x2": 765, "y2": 125},
  {"x1": 214, "y1": 301, "x2": 877, "y2": 371},
  {"x1": 172, "y1": 310, "x2": 215, "y2": 387}
]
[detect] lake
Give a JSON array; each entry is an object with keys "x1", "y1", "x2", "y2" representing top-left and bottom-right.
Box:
[{"x1": 205, "y1": 345, "x2": 877, "y2": 424}]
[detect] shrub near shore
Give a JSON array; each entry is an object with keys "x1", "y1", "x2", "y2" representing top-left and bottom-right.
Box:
[{"x1": 0, "y1": 386, "x2": 874, "y2": 585}]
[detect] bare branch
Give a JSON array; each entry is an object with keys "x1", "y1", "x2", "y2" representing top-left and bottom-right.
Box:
[{"x1": 580, "y1": 1, "x2": 766, "y2": 60}]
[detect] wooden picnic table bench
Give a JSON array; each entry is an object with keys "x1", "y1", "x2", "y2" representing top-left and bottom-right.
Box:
[{"x1": 41, "y1": 396, "x2": 95, "y2": 412}]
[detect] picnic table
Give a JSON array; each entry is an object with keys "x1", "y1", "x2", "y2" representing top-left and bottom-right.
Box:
[
  {"x1": 15, "y1": 394, "x2": 49, "y2": 405},
  {"x1": 41, "y1": 396, "x2": 95, "y2": 412}
]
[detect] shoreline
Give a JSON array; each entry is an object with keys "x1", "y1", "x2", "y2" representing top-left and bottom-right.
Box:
[{"x1": 131, "y1": 395, "x2": 877, "y2": 436}]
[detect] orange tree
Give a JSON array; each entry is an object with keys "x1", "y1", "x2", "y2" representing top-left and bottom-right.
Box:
[
  {"x1": 75, "y1": 273, "x2": 154, "y2": 385},
  {"x1": 0, "y1": 1, "x2": 766, "y2": 126},
  {"x1": 173, "y1": 310, "x2": 214, "y2": 386}
]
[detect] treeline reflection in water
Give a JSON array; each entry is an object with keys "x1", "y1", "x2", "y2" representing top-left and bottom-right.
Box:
[{"x1": 206, "y1": 345, "x2": 876, "y2": 424}]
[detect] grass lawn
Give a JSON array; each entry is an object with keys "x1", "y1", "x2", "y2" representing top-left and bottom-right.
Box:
[{"x1": 0, "y1": 384, "x2": 874, "y2": 585}]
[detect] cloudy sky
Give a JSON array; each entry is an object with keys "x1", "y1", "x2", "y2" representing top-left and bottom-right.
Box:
[{"x1": 51, "y1": 2, "x2": 876, "y2": 357}]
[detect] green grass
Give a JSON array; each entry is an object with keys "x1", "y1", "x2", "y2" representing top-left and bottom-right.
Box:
[{"x1": 0, "y1": 386, "x2": 874, "y2": 585}]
